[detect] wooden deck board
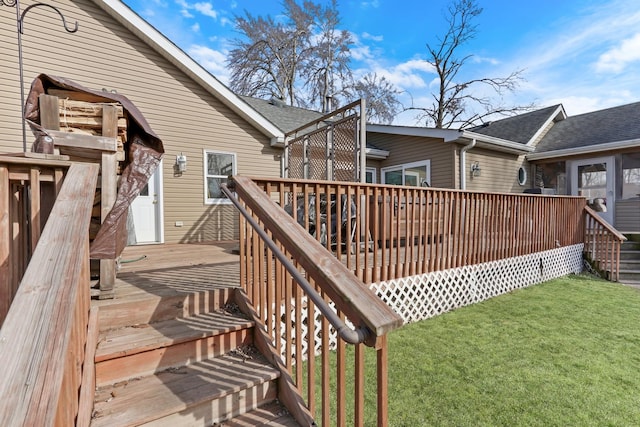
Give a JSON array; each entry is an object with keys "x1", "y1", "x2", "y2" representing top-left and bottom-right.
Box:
[
  {"x1": 96, "y1": 311, "x2": 253, "y2": 361},
  {"x1": 91, "y1": 354, "x2": 279, "y2": 427},
  {"x1": 220, "y1": 401, "x2": 301, "y2": 426}
]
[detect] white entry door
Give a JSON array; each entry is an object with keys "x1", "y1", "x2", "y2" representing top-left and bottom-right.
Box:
[
  {"x1": 570, "y1": 156, "x2": 615, "y2": 225},
  {"x1": 131, "y1": 169, "x2": 162, "y2": 243}
]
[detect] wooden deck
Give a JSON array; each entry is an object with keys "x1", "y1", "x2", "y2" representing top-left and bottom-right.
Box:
[
  {"x1": 93, "y1": 241, "x2": 241, "y2": 302},
  {"x1": 89, "y1": 241, "x2": 305, "y2": 426}
]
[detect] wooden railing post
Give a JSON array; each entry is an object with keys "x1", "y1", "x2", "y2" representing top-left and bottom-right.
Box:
[{"x1": 0, "y1": 164, "x2": 10, "y2": 323}]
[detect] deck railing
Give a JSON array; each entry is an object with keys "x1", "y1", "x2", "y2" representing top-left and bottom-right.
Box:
[
  {"x1": 0, "y1": 160, "x2": 99, "y2": 426},
  {"x1": 226, "y1": 176, "x2": 404, "y2": 427},
  {"x1": 248, "y1": 178, "x2": 587, "y2": 285},
  {"x1": 584, "y1": 206, "x2": 627, "y2": 281},
  {"x1": 0, "y1": 155, "x2": 70, "y2": 325}
]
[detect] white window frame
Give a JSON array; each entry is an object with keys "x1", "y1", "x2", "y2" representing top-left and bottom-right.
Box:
[
  {"x1": 381, "y1": 160, "x2": 431, "y2": 187},
  {"x1": 366, "y1": 167, "x2": 377, "y2": 183},
  {"x1": 204, "y1": 149, "x2": 236, "y2": 205}
]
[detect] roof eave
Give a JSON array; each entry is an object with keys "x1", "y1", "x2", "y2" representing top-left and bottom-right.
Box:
[
  {"x1": 366, "y1": 147, "x2": 390, "y2": 160},
  {"x1": 366, "y1": 124, "x2": 463, "y2": 142},
  {"x1": 527, "y1": 138, "x2": 640, "y2": 161},
  {"x1": 96, "y1": 0, "x2": 284, "y2": 141},
  {"x1": 461, "y1": 131, "x2": 534, "y2": 154}
]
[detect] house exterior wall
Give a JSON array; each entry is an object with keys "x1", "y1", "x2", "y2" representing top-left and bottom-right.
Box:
[
  {"x1": 463, "y1": 148, "x2": 531, "y2": 193},
  {"x1": 0, "y1": 0, "x2": 281, "y2": 243},
  {"x1": 366, "y1": 132, "x2": 456, "y2": 188}
]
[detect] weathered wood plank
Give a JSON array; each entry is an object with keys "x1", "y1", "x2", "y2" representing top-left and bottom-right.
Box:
[
  {"x1": 58, "y1": 115, "x2": 127, "y2": 129},
  {"x1": 29, "y1": 167, "x2": 41, "y2": 252},
  {"x1": 99, "y1": 105, "x2": 119, "y2": 297},
  {"x1": 96, "y1": 328, "x2": 252, "y2": 387},
  {"x1": 0, "y1": 162, "x2": 98, "y2": 426},
  {"x1": 47, "y1": 88, "x2": 112, "y2": 104},
  {"x1": 58, "y1": 98, "x2": 124, "y2": 116},
  {"x1": 49, "y1": 130, "x2": 117, "y2": 153},
  {"x1": 0, "y1": 165, "x2": 10, "y2": 326},
  {"x1": 91, "y1": 355, "x2": 279, "y2": 427},
  {"x1": 77, "y1": 306, "x2": 99, "y2": 427},
  {"x1": 39, "y1": 94, "x2": 61, "y2": 131}
]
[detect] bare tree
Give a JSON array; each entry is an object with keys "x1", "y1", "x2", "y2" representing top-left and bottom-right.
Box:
[
  {"x1": 349, "y1": 73, "x2": 402, "y2": 124},
  {"x1": 299, "y1": 0, "x2": 353, "y2": 112},
  {"x1": 227, "y1": 0, "x2": 401, "y2": 120},
  {"x1": 228, "y1": 4, "x2": 312, "y2": 106},
  {"x1": 408, "y1": 0, "x2": 534, "y2": 129}
]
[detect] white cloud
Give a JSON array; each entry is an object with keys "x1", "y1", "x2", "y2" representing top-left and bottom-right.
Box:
[
  {"x1": 181, "y1": 9, "x2": 194, "y2": 18},
  {"x1": 191, "y1": 22, "x2": 200, "y2": 32},
  {"x1": 362, "y1": 32, "x2": 383, "y2": 42},
  {"x1": 188, "y1": 45, "x2": 230, "y2": 83},
  {"x1": 472, "y1": 55, "x2": 499, "y2": 66},
  {"x1": 360, "y1": 0, "x2": 380, "y2": 8},
  {"x1": 394, "y1": 59, "x2": 434, "y2": 75},
  {"x1": 350, "y1": 45, "x2": 374, "y2": 61},
  {"x1": 364, "y1": 60, "x2": 435, "y2": 91},
  {"x1": 193, "y1": 2, "x2": 218, "y2": 19},
  {"x1": 595, "y1": 33, "x2": 640, "y2": 73}
]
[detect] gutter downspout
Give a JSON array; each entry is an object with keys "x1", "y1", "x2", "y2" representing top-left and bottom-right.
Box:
[{"x1": 459, "y1": 138, "x2": 476, "y2": 190}]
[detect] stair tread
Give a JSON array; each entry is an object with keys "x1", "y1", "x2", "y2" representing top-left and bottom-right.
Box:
[
  {"x1": 91, "y1": 352, "x2": 279, "y2": 427},
  {"x1": 220, "y1": 401, "x2": 301, "y2": 426},
  {"x1": 96, "y1": 310, "x2": 254, "y2": 362}
]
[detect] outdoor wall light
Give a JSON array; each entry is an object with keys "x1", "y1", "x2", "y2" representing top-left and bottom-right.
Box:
[
  {"x1": 176, "y1": 153, "x2": 187, "y2": 173},
  {"x1": 470, "y1": 161, "x2": 481, "y2": 178}
]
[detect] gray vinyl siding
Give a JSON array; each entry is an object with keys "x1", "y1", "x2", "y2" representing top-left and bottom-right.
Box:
[
  {"x1": 367, "y1": 133, "x2": 456, "y2": 188},
  {"x1": 615, "y1": 199, "x2": 640, "y2": 232},
  {"x1": 1, "y1": 0, "x2": 281, "y2": 243},
  {"x1": 464, "y1": 148, "x2": 530, "y2": 193}
]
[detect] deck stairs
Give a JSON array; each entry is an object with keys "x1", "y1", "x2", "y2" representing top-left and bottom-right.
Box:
[
  {"x1": 90, "y1": 284, "x2": 303, "y2": 426},
  {"x1": 619, "y1": 236, "x2": 640, "y2": 286}
]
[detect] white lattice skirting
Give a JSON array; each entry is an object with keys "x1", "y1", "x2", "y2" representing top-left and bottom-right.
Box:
[
  {"x1": 370, "y1": 243, "x2": 584, "y2": 324},
  {"x1": 276, "y1": 244, "x2": 584, "y2": 359}
]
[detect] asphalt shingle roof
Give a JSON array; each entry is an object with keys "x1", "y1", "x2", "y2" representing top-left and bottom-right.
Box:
[
  {"x1": 240, "y1": 96, "x2": 324, "y2": 134},
  {"x1": 468, "y1": 105, "x2": 562, "y2": 144},
  {"x1": 535, "y1": 101, "x2": 640, "y2": 153}
]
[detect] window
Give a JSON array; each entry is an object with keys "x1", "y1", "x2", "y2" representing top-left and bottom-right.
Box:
[
  {"x1": 622, "y1": 153, "x2": 640, "y2": 200},
  {"x1": 204, "y1": 150, "x2": 236, "y2": 204},
  {"x1": 381, "y1": 160, "x2": 431, "y2": 187},
  {"x1": 517, "y1": 167, "x2": 527, "y2": 186},
  {"x1": 365, "y1": 167, "x2": 377, "y2": 183}
]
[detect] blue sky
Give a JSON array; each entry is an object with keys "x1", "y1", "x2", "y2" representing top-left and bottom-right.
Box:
[{"x1": 122, "y1": 0, "x2": 640, "y2": 126}]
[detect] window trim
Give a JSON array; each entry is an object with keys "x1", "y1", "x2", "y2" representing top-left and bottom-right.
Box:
[
  {"x1": 366, "y1": 167, "x2": 377, "y2": 184},
  {"x1": 517, "y1": 166, "x2": 527, "y2": 186},
  {"x1": 203, "y1": 149, "x2": 236, "y2": 205},
  {"x1": 381, "y1": 160, "x2": 431, "y2": 187}
]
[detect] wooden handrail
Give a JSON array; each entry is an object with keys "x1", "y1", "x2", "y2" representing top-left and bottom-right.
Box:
[
  {"x1": 230, "y1": 175, "x2": 403, "y2": 342},
  {"x1": 584, "y1": 206, "x2": 626, "y2": 281},
  {"x1": 222, "y1": 183, "x2": 371, "y2": 344},
  {"x1": 0, "y1": 162, "x2": 99, "y2": 426},
  {"x1": 584, "y1": 206, "x2": 627, "y2": 241}
]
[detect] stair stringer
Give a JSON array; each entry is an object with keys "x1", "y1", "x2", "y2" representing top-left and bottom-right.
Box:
[{"x1": 233, "y1": 289, "x2": 317, "y2": 427}]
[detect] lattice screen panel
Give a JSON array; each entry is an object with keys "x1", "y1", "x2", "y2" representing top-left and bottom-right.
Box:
[
  {"x1": 272, "y1": 244, "x2": 584, "y2": 361},
  {"x1": 371, "y1": 244, "x2": 584, "y2": 324},
  {"x1": 308, "y1": 129, "x2": 329, "y2": 180},
  {"x1": 287, "y1": 139, "x2": 305, "y2": 179},
  {"x1": 333, "y1": 116, "x2": 358, "y2": 182}
]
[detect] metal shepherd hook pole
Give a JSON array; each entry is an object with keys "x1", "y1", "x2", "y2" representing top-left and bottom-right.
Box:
[{"x1": 2, "y1": 0, "x2": 78, "y2": 152}]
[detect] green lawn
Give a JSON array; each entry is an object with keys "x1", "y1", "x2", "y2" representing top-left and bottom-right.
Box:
[{"x1": 314, "y1": 275, "x2": 640, "y2": 426}]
